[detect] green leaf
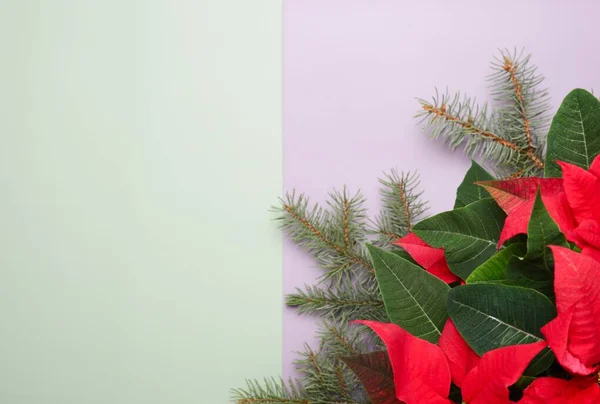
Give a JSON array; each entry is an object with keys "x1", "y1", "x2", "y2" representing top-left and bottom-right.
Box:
[
  {"x1": 367, "y1": 244, "x2": 449, "y2": 343},
  {"x1": 545, "y1": 88, "x2": 600, "y2": 177},
  {"x1": 466, "y1": 243, "x2": 554, "y2": 299},
  {"x1": 526, "y1": 191, "x2": 568, "y2": 259},
  {"x1": 466, "y1": 244, "x2": 526, "y2": 284},
  {"x1": 390, "y1": 248, "x2": 418, "y2": 265},
  {"x1": 505, "y1": 257, "x2": 554, "y2": 299},
  {"x1": 413, "y1": 198, "x2": 506, "y2": 280},
  {"x1": 454, "y1": 160, "x2": 495, "y2": 208},
  {"x1": 448, "y1": 283, "x2": 556, "y2": 375},
  {"x1": 513, "y1": 376, "x2": 536, "y2": 391}
]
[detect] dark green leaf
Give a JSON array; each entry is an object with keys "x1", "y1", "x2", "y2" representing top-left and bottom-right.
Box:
[
  {"x1": 390, "y1": 248, "x2": 417, "y2": 265},
  {"x1": 545, "y1": 89, "x2": 600, "y2": 177},
  {"x1": 448, "y1": 283, "x2": 556, "y2": 375},
  {"x1": 466, "y1": 244, "x2": 526, "y2": 284},
  {"x1": 466, "y1": 243, "x2": 554, "y2": 299},
  {"x1": 454, "y1": 160, "x2": 495, "y2": 208},
  {"x1": 505, "y1": 257, "x2": 554, "y2": 299},
  {"x1": 513, "y1": 376, "x2": 536, "y2": 391},
  {"x1": 526, "y1": 191, "x2": 567, "y2": 259},
  {"x1": 413, "y1": 199, "x2": 506, "y2": 280},
  {"x1": 367, "y1": 244, "x2": 449, "y2": 343}
]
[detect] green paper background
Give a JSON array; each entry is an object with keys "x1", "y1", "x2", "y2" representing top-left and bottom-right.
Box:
[{"x1": 0, "y1": 1, "x2": 282, "y2": 403}]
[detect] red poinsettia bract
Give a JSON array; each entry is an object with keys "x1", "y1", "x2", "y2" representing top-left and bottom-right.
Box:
[
  {"x1": 393, "y1": 233, "x2": 461, "y2": 284},
  {"x1": 558, "y1": 157, "x2": 600, "y2": 262},
  {"x1": 542, "y1": 246, "x2": 600, "y2": 376},
  {"x1": 480, "y1": 154, "x2": 600, "y2": 263},
  {"x1": 353, "y1": 319, "x2": 546, "y2": 404},
  {"x1": 477, "y1": 177, "x2": 574, "y2": 247},
  {"x1": 520, "y1": 376, "x2": 600, "y2": 404},
  {"x1": 517, "y1": 246, "x2": 600, "y2": 403}
]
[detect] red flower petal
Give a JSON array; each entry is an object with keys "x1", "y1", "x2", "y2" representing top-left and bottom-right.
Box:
[
  {"x1": 438, "y1": 319, "x2": 480, "y2": 388},
  {"x1": 478, "y1": 178, "x2": 563, "y2": 214},
  {"x1": 478, "y1": 178, "x2": 575, "y2": 247},
  {"x1": 589, "y1": 154, "x2": 600, "y2": 177},
  {"x1": 568, "y1": 219, "x2": 600, "y2": 264},
  {"x1": 461, "y1": 341, "x2": 546, "y2": 404},
  {"x1": 520, "y1": 376, "x2": 600, "y2": 404},
  {"x1": 581, "y1": 244, "x2": 600, "y2": 264},
  {"x1": 352, "y1": 320, "x2": 452, "y2": 404},
  {"x1": 541, "y1": 246, "x2": 600, "y2": 375},
  {"x1": 497, "y1": 199, "x2": 535, "y2": 247},
  {"x1": 393, "y1": 233, "x2": 461, "y2": 284},
  {"x1": 540, "y1": 306, "x2": 597, "y2": 376},
  {"x1": 570, "y1": 219, "x2": 600, "y2": 249},
  {"x1": 558, "y1": 161, "x2": 600, "y2": 224}
]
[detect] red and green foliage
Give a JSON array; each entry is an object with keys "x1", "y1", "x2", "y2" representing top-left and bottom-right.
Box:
[{"x1": 346, "y1": 89, "x2": 600, "y2": 404}]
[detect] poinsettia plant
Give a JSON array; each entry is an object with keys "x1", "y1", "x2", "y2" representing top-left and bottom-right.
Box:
[{"x1": 345, "y1": 88, "x2": 600, "y2": 404}]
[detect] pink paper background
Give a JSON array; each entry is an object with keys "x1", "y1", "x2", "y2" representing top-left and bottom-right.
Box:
[{"x1": 283, "y1": 0, "x2": 600, "y2": 378}]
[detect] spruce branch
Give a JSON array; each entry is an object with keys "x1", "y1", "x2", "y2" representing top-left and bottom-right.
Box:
[
  {"x1": 294, "y1": 320, "x2": 370, "y2": 403},
  {"x1": 231, "y1": 378, "x2": 311, "y2": 404},
  {"x1": 418, "y1": 50, "x2": 550, "y2": 177},
  {"x1": 234, "y1": 320, "x2": 374, "y2": 404},
  {"x1": 286, "y1": 281, "x2": 387, "y2": 322},
  {"x1": 274, "y1": 189, "x2": 373, "y2": 281},
  {"x1": 417, "y1": 91, "x2": 523, "y2": 170},
  {"x1": 489, "y1": 48, "x2": 550, "y2": 175},
  {"x1": 372, "y1": 170, "x2": 428, "y2": 246}
]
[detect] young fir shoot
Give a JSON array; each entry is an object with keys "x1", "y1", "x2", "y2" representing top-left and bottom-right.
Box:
[
  {"x1": 417, "y1": 49, "x2": 550, "y2": 178},
  {"x1": 274, "y1": 187, "x2": 372, "y2": 283},
  {"x1": 371, "y1": 170, "x2": 428, "y2": 246}
]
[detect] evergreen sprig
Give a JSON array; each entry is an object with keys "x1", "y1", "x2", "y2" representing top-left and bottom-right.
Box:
[
  {"x1": 274, "y1": 188, "x2": 372, "y2": 282},
  {"x1": 417, "y1": 49, "x2": 550, "y2": 177},
  {"x1": 231, "y1": 378, "x2": 310, "y2": 404},
  {"x1": 294, "y1": 320, "x2": 369, "y2": 404},
  {"x1": 285, "y1": 280, "x2": 387, "y2": 322},
  {"x1": 372, "y1": 170, "x2": 428, "y2": 246}
]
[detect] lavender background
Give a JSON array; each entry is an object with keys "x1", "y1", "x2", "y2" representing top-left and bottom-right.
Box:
[{"x1": 283, "y1": 0, "x2": 600, "y2": 378}]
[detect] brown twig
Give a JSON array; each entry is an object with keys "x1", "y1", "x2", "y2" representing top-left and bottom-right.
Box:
[
  {"x1": 307, "y1": 347, "x2": 325, "y2": 385},
  {"x1": 335, "y1": 365, "x2": 352, "y2": 402},
  {"x1": 506, "y1": 167, "x2": 526, "y2": 180},
  {"x1": 398, "y1": 181, "x2": 412, "y2": 232},
  {"x1": 342, "y1": 198, "x2": 350, "y2": 248},
  {"x1": 503, "y1": 56, "x2": 533, "y2": 150}
]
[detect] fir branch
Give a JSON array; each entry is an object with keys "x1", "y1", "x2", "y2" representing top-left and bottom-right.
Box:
[
  {"x1": 417, "y1": 91, "x2": 521, "y2": 168},
  {"x1": 294, "y1": 320, "x2": 370, "y2": 403},
  {"x1": 418, "y1": 50, "x2": 550, "y2": 177},
  {"x1": 489, "y1": 48, "x2": 550, "y2": 175},
  {"x1": 372, "y1": 170, "x2": 428, "y2": 246},
  {"x1": 274, "y1": 189, "x2": 373, "y2": 281},
  {"x1": 503, "y1": 53, "x2": 535, "y2": 148},
  {"x1": 286, "y1": 281, "x2": 387, "y2": 322},
  {"x1": 231, "y1": 378, "x2": 311, "y2": 404}
]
